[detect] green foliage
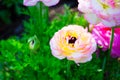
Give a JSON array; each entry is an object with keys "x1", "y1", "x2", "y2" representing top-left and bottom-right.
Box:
[
  {"x1": 46, "y1": 5, "x2": 88, "y2": 38},
  {"x1": 1, "y1": 0, "x2": 22, "y2": 7},
  {"x1": 0, "y1": 5, "x2": 120, "y2": 80},
  {"x1": 0, "y1": 0, "x2": 22, "y2": 25}
]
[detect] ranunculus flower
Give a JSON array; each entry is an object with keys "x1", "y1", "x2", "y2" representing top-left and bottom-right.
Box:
[
  {"x1": 24, "y1": 0, "x2": 60, "y2": 6},
  {"x1": 50, "y1": 25, "x2": 97, "y2": 63},
  {"x1": 92, "y1": 23, "x2": 120, "y2": 58},
  {"x1": 78, "y1": 0, "x2": 120, "y2": 27}
]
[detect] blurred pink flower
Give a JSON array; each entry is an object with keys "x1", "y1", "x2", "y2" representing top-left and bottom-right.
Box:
[
  {"x1": 50, "y1": 25, "x2": 97, "y2": 63},
  {"x1": 24, "y1": 0, "x2": 60, "y2": 6},
  {"x1": 92, "y1": 23, "x2": 120, "y2": 58},
  {"x1": 78, "y1": 0, "x2": 120, "y2": 27}
]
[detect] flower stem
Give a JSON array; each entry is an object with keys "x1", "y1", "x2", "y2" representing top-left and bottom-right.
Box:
[
  {"x1": 45, "y1": 6, "x2": 49, "y2": 25},
  {"x1": 102, "y1": 28, "x2": 114, "y2": 80},
  {"x1": 109, "y1": 27, "x2": 114, "y2": 56},
  {"x1": 34, "y1": 2, "x2": 43, "y2": 37},
  {"x1": 66, "y1": 61, "x2": 71, "y2": 79},
  {"x1": 102, "y1": 56, "x2": 106, "y2": 71},
  {"x1": 39, "y1": 2, "x2": 43, "y2": 34}
]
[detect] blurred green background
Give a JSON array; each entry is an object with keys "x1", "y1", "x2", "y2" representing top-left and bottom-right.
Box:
[{"x1": 0, "y1": 0, "x2": 120, "y2": 80}]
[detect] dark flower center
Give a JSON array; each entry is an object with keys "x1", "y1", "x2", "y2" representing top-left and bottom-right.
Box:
[{"x1": 68, "y1": 37, "x2": 77, "y2": 44}]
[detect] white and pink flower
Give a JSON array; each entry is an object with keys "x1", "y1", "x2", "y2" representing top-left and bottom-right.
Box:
[
  {"x1": 50, "y1": 25, "x2": 97, "y2": 63},
  {"x1": 78, "y1": 0, "x2": 120, "y2": 27},
  {"x1": 24, "y1": 0, "x2": 60, "y2": 6}
]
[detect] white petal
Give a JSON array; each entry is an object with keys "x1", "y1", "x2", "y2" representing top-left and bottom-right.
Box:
[
  {"x1": 102, "y1": 19, "x2": 116, "y2": 27},
  {"x1": 42, "y1": 0, "x2": 59, "y2": 6},
  {"x1": 84, "y1": 13, "x2": 101, "y2": 24},
  {"x1": 51, "y1": 50, "x2": 65, "y2": 59},
  {"x1": 78, "y1": 0, "x2": 92, "y2": 13},
  {"x1": 67, "y1": 54, "x2": 92, "y2": 63},
  {"x1": 50, "y1": 38, "x2": 65, "y2": 59},
  {"x1": 75, "y1": 55, "x2": 92, "y2": 63},
  {"x1": 23, "y1": 0, "x2": 39, "y2": 6}
]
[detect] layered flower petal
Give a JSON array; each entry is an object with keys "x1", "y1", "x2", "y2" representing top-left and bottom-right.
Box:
[
  {"x1": 41, "y1": 0, "x2": 59, "y2": 6},
  {"x1": 78, "y1": 0, "x2": 120, "y2": 27},
  {"x1": 50, "y1": 25, "x2": 97, "y2": 63},
  {"x1": 78, "y1": 0, "x2": 92, "y2": 13},
  {"x1": 24, "y1": 0, "x2": 39, "y2": 6},
  {"x1": 23, "y1": 0, "x2": 59, "y2": 6},
  {"x1": 92, "y1": 23, "x2": 120, "y2": 58}
]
